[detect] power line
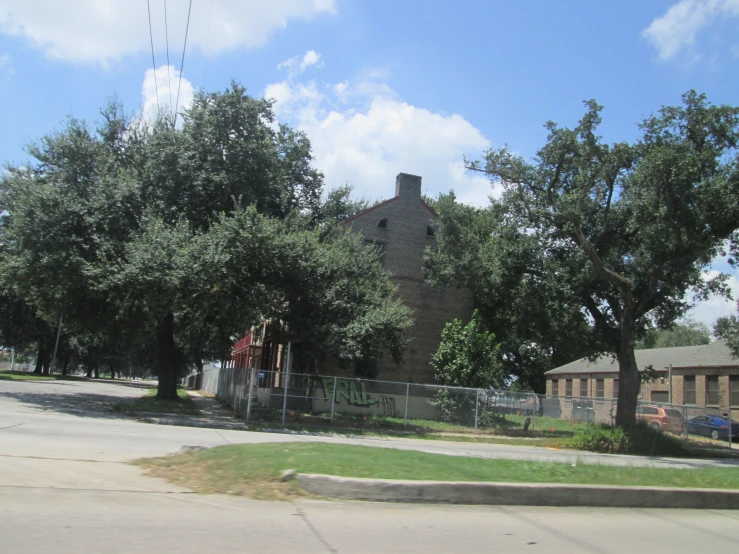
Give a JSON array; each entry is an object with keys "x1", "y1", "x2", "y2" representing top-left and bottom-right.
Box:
[
  {"x1": 146, "y1": 0, "x2": 160, "y2": 112},
  {"x1": 163, "y1": 0, "x2": 173, "y2": 118},
  {"x1": 203, "y1": 0, "x2": 213, "y2": 91},
  {"x1": 173, "y1": 0, "x2": 193, "y2": 128}
]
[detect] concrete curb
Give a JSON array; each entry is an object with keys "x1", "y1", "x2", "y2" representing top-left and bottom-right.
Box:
[
  {"x1": 296, "y1": 474, "x2": 739, "y2": 509},
  {"x1": 141, "y1": 417, "x2": 247, "y2": 431}
]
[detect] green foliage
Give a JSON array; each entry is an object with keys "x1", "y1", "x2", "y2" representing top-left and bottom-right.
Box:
[
  {"x1": 714, "y1": 314, "x2": 739, "y2": 357},
  {"x1": 430, "y1": 310, "x2": 505, "y2": 424},
  {"x1": 0, "y1": 84, "x2": 411, "y2": 394},
  {"x1": 459, "y1": 91, "x2": 739, "y2": 424},
  {"x1": 636, "y1": 318, "x2": 711, "y2": 349},
  {"x1": 431, "y1": 310, "x2": 504, "y2": 388},
  {"x1": 568, "y1": 423, "x2": 690, "y2": 456},
  {"x1": 425, "y1": 194, "x2": 597, "y2": 392}
]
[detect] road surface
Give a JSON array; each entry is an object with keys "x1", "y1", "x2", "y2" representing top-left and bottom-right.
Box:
[{"x1": 1, "y1": 378, "x2": 737, "y2": 553}]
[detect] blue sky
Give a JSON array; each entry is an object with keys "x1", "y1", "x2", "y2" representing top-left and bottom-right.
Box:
[{"x1": 0, "y1": 0, "x2": 738, "y2": 328}]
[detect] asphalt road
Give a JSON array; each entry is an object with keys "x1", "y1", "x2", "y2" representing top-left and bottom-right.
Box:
[{"x1": 1, "y1": 378, "x2": 738, "y2": 553}]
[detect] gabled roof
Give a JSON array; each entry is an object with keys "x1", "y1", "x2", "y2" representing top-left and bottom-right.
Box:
[
  {"x1": 671, "y1": 339, "x2": 738, "y2": 368},
  {"x1": 545, "y1": 344, "x2": 709, "y2": 376},
  {"x1": 342, "y1": 197, "x2": 438, "y2": 225}
]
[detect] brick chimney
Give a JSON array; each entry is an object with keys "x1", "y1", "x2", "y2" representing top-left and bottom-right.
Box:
[{"x1": 395, "y1": 173, "x2": 422, "y2": 201}]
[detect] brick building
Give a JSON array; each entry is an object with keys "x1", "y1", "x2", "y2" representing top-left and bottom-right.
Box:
[
  {"x1": 229, "y1": 172, "x2": 474, "y2": 384},
  {"x1": 545, "y1": 340, "x2": 739, "y2": 410}
]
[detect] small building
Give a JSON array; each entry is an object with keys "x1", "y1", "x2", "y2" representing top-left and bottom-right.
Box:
[
  {"x1": 228, "y1": 172, "x2": 474, "y2": 385},
  {"x1": 545, "y1": 340, "x2": 739, "y2": 410}
]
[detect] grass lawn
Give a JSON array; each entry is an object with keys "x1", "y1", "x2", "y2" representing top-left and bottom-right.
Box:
[
  {"x1": 111, "y1": 388, "x2": 199, "y2": 415},
  {"x1": 0, "y1": 370, "x2": 56, "y2": 381},
  {"x1": 134, "y1": 442, "x2": 739, "y2": 501},
  {"x1": 250, "y1": 408, "x2": 583, "y2": 439}
]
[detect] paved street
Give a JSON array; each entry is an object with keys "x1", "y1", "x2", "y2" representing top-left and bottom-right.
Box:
[{"x1": 1, "y1": 378, "x2": 738, "y2": 553}]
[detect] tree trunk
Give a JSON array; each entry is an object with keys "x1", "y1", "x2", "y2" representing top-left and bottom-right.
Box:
[
  {"x1": 615, "y1": 309, "x2": 641, "y2": 426},
  {"x1": 86, "y1": 365, "x2": 93, "y2": 379},
  {"x1": 41, "y1": 346, "x2": 51, "y2": 376},
  {"x1": 34, "y1": 344, "x2": 44, "y2": 374},
  {"x1": 156, "y1": 310, "x2": 179, "y2": 400},
  {"x1": 61, "y1": 356, "x2": 70, "y2": 376},
  {"x1": 93, "y1": 364, "x2": 99, "y2": 379},
  {"x1": 109, "y1": 362, "x2": 116, "y2": 379}
]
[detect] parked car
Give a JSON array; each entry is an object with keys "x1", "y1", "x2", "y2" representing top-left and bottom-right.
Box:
[
  {"x1": 636, "y1": 405, "x2": 684, "y2": 433},
  {"x1": 684, "y1": 415, "x2": 739, "y2": 441}
]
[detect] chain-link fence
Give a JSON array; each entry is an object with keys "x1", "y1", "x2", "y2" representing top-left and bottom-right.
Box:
[{"x1": 197, "y1": 366, "x2": 736, "y2": 449}]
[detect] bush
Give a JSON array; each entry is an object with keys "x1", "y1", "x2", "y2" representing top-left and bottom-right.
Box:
[{"x1": 568, "y1": 423, "x2": 690, "y2": 456}]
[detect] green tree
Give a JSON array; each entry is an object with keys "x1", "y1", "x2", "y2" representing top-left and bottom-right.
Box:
[
  {"x1": 0, "y1": 85, "x2": 410, "y2": 398},
  {"x1": 714, "y1": 314, "x2": 739, "y2": 357},
  {"x1": 636, "y1": 319, "x2": 711, "y2": 349},
  {"x1": 425, "y1": 193, "x2": 598, "y2": 392},
  {"x1": 431, "y1": 310, "x2": 505, "y2": 389},
  {"x1": 465, "y1": 91, "x2": 739, "y2": 425}
]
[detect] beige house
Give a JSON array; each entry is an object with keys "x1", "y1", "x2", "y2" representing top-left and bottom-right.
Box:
[{"x1": 545, "y1": 340, "x2": 739, "y2": 410}]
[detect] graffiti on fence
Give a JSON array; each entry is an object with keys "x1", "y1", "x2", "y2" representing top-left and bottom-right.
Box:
[
  {"x1": 377, "y1": 395, "x2": 399, "y2": 417},
  {"x1": 321, "y1": 377, "x2": 378, "y2": 408}
]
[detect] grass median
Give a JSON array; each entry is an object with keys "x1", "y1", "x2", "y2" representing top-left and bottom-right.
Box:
[
  {"x1": 111, "y1": 387, "x2": 198, "y2": 415},
  {"x1": 134, "y1": 442, "x2": 739, "y2": 501}
]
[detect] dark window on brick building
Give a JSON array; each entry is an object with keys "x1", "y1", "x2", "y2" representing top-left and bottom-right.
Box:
[
  {"x1": 596, "y1": 379, "x2": 604, "y2": 398},
  {"x1": 706, "y1": 376, "x2": 719, "y2": 406},
  {"x1": 580, "y1": 379, "x2": 588, "y2": 397},
  {"x1": 684, "y1": 376, "x2": 696, "y2": 405},
  {"x1": 613, "y1": 379, "x2": 619, "y2": 399},
  {"x1": 378, "y1": 218, "x2": 388, "y2": 229},
  {"x1": 731, "y1": 375, "x2": 739, "y2": 407},
  {"x1": 565, "y1": 379, "x2": 572, "y2": 397},
  {"x1": 551, "y1": 379, "x2": 559, "y2": 396},
  {"x1": 426, "y1": 225, "x2": 435, "y2": 237},
  {"x1": 651, "y1": 391, "x2": 669, "y2": 403}
]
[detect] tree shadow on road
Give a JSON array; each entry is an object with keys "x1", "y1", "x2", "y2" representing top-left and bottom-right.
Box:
[{"x1": 0, "y1": 386, "x2": 155, "y2": 420}]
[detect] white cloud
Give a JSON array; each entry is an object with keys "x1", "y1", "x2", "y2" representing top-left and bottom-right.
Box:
[
  {"x1": 142, "y1": 65, "x2": 194, "y2": 126},
  {"x1": 643, "y1": 0, "x2": 739, "y2": 61},
  {"x1": 0, "y1": 0, "x2": 336, "y2": 65},
  {"x1": 278, "y1": 50, "x2": 323, "y2": 76},
  {"x1": 264, "y1": 55, "x2": 494, "y2": 205},
  {"x1": 687, "y1": 269, "x2": 739, "y2": 331}
]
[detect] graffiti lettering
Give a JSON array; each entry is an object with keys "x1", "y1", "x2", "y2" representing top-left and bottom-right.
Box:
[
  {"x1": 321, "y1": 377, "x2": 377, "y2": 407},
  {"x1": 377, "y1": 395, "x2": 398, "y2": 417}
]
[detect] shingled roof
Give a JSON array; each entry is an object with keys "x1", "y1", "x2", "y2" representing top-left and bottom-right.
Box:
[
  {"x1": 671, "y1": 339, "x2": 738, "y2": 368},
  {"x1": 545, "y1": 344, "x2": 711, "y2": 376}
]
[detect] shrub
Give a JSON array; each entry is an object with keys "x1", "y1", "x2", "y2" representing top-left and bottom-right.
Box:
[{"x1": 568, "y1": 423, "x2": 690, "y2": 456}]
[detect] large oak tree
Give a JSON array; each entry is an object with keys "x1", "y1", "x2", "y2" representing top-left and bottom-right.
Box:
[{"x1": 464, "y1": 91, "x2": 739, "y2": 424}]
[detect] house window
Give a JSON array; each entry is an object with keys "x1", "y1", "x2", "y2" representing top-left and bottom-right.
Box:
[
  {"x1": 706, "y1": 376, "x2": 720, "y2": 406},
  {"x1": 684, "y1": 376, "x2": 696, "y2": 405},
  {"x1": 580, "y1": 379, "x2": 588, "y2": 397},
  {"x1": 565, "y1": 379, "x2": 572, "y2": 397},
  {"x1": 613, "y1": 379, "x2": 619, "y2": 399},
  {"x1": 378, "y1": 218, "x2": 388, "y2": 229},
  {"x1": 731, "y1": 375, "x2": 739, "y2": 407},
  {"x1": 596, "y1": 379, "x2": 604, "y2": 398},
  {"x1": 426, "y1": 225, "x2": 435, "y2": 237},
  {"x1": 651, "y1": 391, "x2": 669, "y2": 403},
  {"x1": 551, "y1": 379, "x2": 559, "y2": 396}
]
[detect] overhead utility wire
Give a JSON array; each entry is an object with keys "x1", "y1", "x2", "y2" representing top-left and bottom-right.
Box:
[
  {"x1": 173, "y1": 0, "x2": 193, "y2": 128},
  {"x1": 163, "y1": 0, "x2": 173, "y2": 118},
  {"x1": 146, "y1": 0, "x2": 160, "y2": 111}
]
